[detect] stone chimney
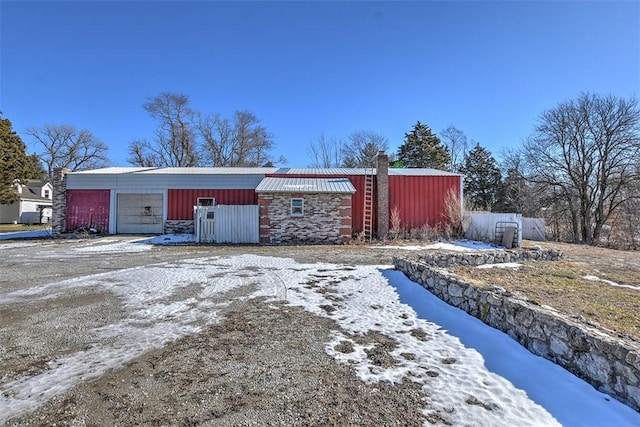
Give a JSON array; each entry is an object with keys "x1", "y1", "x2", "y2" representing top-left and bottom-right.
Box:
[
  {"x1": 376, "y1": 151, "x2": 389, "y2": 238},
  {"x1": 51, "y1": 168, "x2": 68, "y2": 236}
]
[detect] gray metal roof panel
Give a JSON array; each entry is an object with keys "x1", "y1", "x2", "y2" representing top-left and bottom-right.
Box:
[
  {"x1": 256, "y1": 177, "x2": 356, "y2": 193},
  {"x1": 69, "y1": 167, "x2": 277, "y2": 175},
  {"x1": 274, "y1": 167, "x2": 460, "y2": 177}
]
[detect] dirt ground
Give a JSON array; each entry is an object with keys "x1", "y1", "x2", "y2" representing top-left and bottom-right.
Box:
[
  {"x1": 1, "y1": 236, "x2": 638, "y2": 425},
  {"x1": 451, "y1": 241, "x2": 640, "y2": 340},
  {"x1": 1, "y1": 238, "x2": 429, "y2": 426}
]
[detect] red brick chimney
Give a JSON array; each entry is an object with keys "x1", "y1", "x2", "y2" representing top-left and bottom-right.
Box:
[{"x1": 376, "y1": 151, "x2": 389, "y2": 237}]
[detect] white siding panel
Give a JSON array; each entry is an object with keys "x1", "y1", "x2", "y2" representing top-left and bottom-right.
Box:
[
  {"x1": 214, "y1": 205, "x2": 259, "y2": 244},
  {"x1": 67, "y1": 174, "x2": 267, "y2": 190},
  {"x1": 116, "y1": 194, "x2": 164, "y2": 234}
]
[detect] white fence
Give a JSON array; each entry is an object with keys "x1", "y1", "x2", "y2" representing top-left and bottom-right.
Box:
[
  {"x1": 522, "y1": 217, "x2": 546, "y2": 241},
  {"x1": 194, "y1": 205, "x2": 259, "y2": 244},
  {"x1": 464, "y1": 213, "x2": 547, "y2": 246},
  {"x1": 464, "y1": 212, "x2": 522, "y2": 248}
]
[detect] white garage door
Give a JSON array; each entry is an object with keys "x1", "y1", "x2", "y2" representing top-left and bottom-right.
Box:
[{"x1": 116, "y1": 194, "x2": 164, "y2": 234}]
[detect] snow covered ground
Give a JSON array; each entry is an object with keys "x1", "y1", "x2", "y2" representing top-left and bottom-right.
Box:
[
  {"x1": 372, "y1": 240, "x2": 500, "y2": 252},
  {"x1": 0, "y1": 228, "x2": 52, "y2": 240},
  {"x1": 1, "y1": 239, "x2": 639, "y2": 425}
]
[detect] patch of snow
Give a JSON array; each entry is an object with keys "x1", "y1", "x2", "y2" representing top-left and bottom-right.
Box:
[
  {"x1": 69, "y1": 234, "x2": 194, "y2": 253},
  {"x1": 72, "y1": 240, "x2": 153, "y2": 253},
  {"x1": 583, "y1": 275, "x2": 640, "y2": 291},
  {"x1": 142, "y1": 233, "x2": 196, "y2": 245},
  {"x1": 0, "y1": 242, "x2": 41, "y2": 250},
  {"x1": 477, "y1": 262, "x2": 522, "y2": 269},
  {"x1": 0, "y1": 229, "x2": 51, "y2": 240},
  {"x1": 388, "y1": 270, "x2": 640, "y2": 426},
  {"x1": 373, "y1": 239, "x2": 500, "y2": 252}
]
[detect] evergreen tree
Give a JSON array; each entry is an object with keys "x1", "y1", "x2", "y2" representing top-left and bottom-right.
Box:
[
  {"x1": 460, "y1": 143, "x2": 502, "y2": 211},
  {"x1": 0, "y1": 114, "x2": 34, "y2": 204},
  {"x1": 397, "y1": 121, "x2": 451, "y2": 169}
]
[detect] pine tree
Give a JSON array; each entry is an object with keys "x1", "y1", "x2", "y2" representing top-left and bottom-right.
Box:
[
  {"x1": 459, "y1": 143, "x2": 502, "y2": 211},
  {"x1": 397, "y1": 121, "x2": 451, "y2": 169},
  {"x1": 0, "y1": 114, "x2": 33, "y2": 204}
]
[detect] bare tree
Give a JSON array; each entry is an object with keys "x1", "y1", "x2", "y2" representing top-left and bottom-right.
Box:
[
  {"x1": 307, "y1": 134, "x2": 346, "y2": 168},
  {"x1": 342, "y1": 130, "x2": 389, "y2": 168},
  {"x1": 26, "y1": 124, "x2": 109, "y2": 179},
  {"x1": 439, "y1": 125, "x2": 468, "y2": 172},
  {"x1": 524, "y1": 93, "x2": 640, "y2": 245},
  {"x1": 128, "y1": 92, "x2": 198, "y2": 167},
  {"x1": 197, "y1": 110, "x2": 282, "y2": 167}
]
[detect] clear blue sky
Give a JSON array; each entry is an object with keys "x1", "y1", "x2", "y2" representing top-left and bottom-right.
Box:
[{"x1": 1, "y1": 1, "x2": 638, "y2": 167}]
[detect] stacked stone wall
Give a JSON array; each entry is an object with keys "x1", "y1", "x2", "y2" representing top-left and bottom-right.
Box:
[
  {"x1": 164, "y1": 220, "x2": 194, "y2": 235},
  {"x1": 51, "y1": 168, "x2": 68, "y2": 235},
  {"x1": 258, "y1": 193, "x2": 352, "y2": 244},
  {"x1": 393, "y1": 251, "x2": 640, "y2": 412},
  {"x1": 414, "y1": 247, "x2": 563, "y2": 267}
]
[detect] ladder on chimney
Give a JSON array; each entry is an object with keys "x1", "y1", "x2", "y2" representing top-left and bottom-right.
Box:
[{"x1": 363, "y1": 168, "x2": 374, "y2": 242}]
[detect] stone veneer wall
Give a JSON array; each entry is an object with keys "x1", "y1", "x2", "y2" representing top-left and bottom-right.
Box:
[
  {"x1": 51, "y1": 168, "x2": 68, "y2": 235},
  {"x1": 393, "y1": 250, "x2": 640, "y2": 412},
  {"x1": 258, "y1": 192, "x2": 352, "y2": 244},
  {"x1": 164, "y1": 220, "x2": 194, "y2": 235}
]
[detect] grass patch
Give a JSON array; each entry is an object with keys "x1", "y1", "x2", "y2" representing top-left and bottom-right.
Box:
[
  {"x1": 0, "y1": 223, "x2": 51, "y2": 233},
  {"x1": 450, "y1": 259, "x2": 640, "y2": 340}
]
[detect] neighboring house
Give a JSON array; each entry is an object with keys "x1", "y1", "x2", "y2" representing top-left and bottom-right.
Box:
[
  {"x1": 0, "y1": 181, "x2": 53, "y2": 224},
  {"x1": 53, "y1": 152, "x2": 462, "y2": 243}
]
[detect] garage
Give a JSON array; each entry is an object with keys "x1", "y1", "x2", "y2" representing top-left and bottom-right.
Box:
[{"x1": 116, "y1": 193, "x2": 164, "y2": 234}]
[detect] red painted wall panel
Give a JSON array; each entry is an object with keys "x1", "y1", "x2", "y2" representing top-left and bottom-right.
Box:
[
  {"x1": 168, "y1": 189, "x2": 257, "y2": 220},
  {"x1": 389, "y1": 175, "x2": 461, "y2": 230},
  {"x1": 66, "y1": 190, "x2": 110, "y2": 232}
]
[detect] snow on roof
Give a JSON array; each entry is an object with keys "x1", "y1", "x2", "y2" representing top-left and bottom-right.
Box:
[{"x1": 255, "y1": 177, "x2": 356, "y2": 193}]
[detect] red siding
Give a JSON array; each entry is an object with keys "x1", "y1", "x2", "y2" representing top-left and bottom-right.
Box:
[
  {"x1": 168, "y1": 189, "x2": 257, "y2": 220},
  {"x1": 389, "y1": 175, "x2": 461, "y2": 230},
  {"x1": 66, "y1": 190, "x2": 110, "y2": 232}
]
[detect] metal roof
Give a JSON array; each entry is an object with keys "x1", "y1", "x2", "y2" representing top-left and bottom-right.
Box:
[
  {"x1": 138, "y1": 167, "x2": 278, "y2": 175},
  {"x1": 69, "y1": 167, "x2": 156, "y2": 174},
  {"x1": 68, "y1": 166, "x2": 459, "y2": 177},
  {"x1": 273, "y1": 167, "x2": 460, "y2": 177},
  {"x1": 255, "y1": 177, "x2": 356, "y2": 194},
  {"x1": 388, "y1": 168, "x2": 460, "y2": 177},
  {"x1": 69, "y1": 167, "x2": 277, "y2": 175}
]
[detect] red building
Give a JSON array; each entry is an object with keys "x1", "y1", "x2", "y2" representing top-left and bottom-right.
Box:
[{"x1": 54, "y1": 153, "x2": 461, "y2": 243}]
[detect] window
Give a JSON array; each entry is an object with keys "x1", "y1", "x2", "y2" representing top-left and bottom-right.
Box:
[
  {"x1": 290, "y1": 198, "x2": 304, "y2": 216},
  {"x1": 197, "y1": 197, "x2": 215, "y2": 206},
  {"x1": 44, "y1": 190, "x2": 50, "y2": 198}
]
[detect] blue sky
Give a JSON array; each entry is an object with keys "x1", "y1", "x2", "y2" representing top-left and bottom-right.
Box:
[{"x1": 1, "y1": 1, "x2": 638, "y2": 167}]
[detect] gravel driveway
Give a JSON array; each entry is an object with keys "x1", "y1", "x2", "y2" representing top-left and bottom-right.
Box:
[
  {"x1": 4, "y1": 236, "x2": 635, "y2": 426},
  {"x1": 1, "y1": 237, "x2": 429, "y2": 426}
]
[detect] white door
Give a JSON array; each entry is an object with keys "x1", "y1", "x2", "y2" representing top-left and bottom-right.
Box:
[
  {"x1": 117, "y1": 194, "x2": 164, "y2": 234},
  {"x1": 195, "y1": 206, "x2": 217, "y2": 243}
]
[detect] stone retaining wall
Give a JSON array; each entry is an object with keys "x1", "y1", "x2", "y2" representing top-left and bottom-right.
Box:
[
  {"x1": 413, "y1": 247, "x2": 563, "y2": 267},
  {"x1": 393, "y1": 251, "x2": 640, "y2": 412}
]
